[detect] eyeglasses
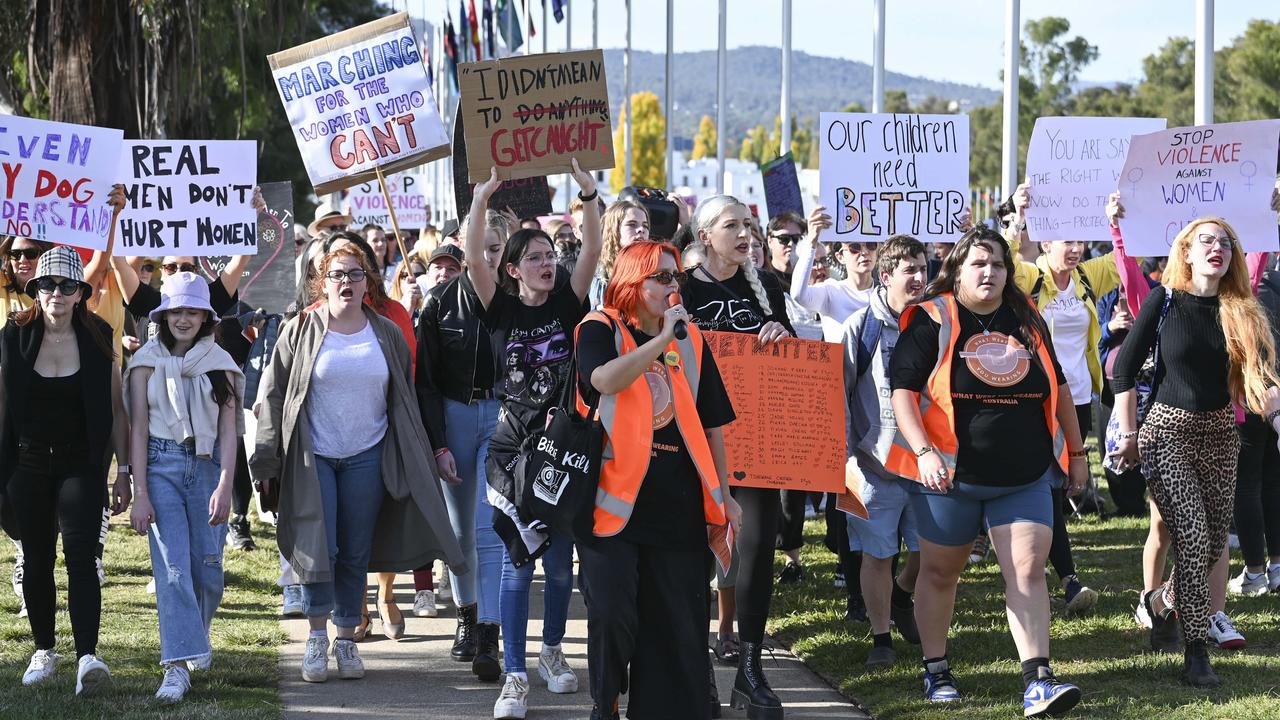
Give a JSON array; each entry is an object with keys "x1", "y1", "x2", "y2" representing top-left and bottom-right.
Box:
[
  {"x1": 770, "y1": 233, "x2": 802, "y2": 246},
  {"x1": 7, "y1": 248, "x2": 41, "y2": 262},
  {"x1": 35, "y1": 278, "x2": 81, "y2": 296},
  {"x1": 520, "y1": 251, "x2": 559, "y2": 265},
  {"x1": 140, "y1": 263, "x2": 155, "y2": 273},
  {"x1": 325, "y1": 269, "x2": 367, "y2": 283},
  {"x1": 1196, "y1": 234, "x2": 1233, "y2": 250},
  {"x1": 161, "y1": 262, "x2": 197, "y2": 274},
  {"x1": 645, "y1": 270, "x2": 687, "y2": 285}
]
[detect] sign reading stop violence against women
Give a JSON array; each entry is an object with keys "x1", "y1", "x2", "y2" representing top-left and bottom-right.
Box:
[
  {"x1": 1025, "y1": 116, "x2": 1167, "y2": 242},
  {"x1": 704, "y1": 331, "x2": 846, "y2": 493},
  {"x1": 0, "y1": 114, "x2": 123, "y2": 251},
  {"x1": 818, "y1": 112, "x2": 969, "y2": 243},
  {"x1": 270, "y1": 12, "x2": 450, "y2": 196},
  {"x1": 346, "y1": 171, "x2": 427, "y2": 230},
  {"x1": 458, "y1": 49, "x2": 614, "y2": 183},
  {"x1": 115, "y1": 140, "x2": 258, "y2": 257}
]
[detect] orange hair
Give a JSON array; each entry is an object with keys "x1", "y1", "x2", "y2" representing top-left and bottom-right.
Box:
[{"x1": 603, "y1": 241, "x2": 682, "y2": 328}]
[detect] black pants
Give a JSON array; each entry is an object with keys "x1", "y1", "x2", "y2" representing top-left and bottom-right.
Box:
[
  {"x1": 1046, "y1": 405, "x2": 1092, "y2": 581},
  {"x1": 7, "y1": 449, "x2": 104, "y2": 657},
  {"x1": 825, "y1": 495, "x2": 863, "y2": 598},
  {"x1": 733, "y1": 486, "x2": 779, "y2": 644},
  {"x1": 579, "y1": 537, "x2": 709, "y2": 719},
  {"x1": 775, "y1": 489, "x2": 808, "y2": 553},
  {"x1": 1235, "y1": 414, "x2": 1280, "y2": 567},
  {"x1": 231, "y1": 440, "x2": 252, "y2": 516}
]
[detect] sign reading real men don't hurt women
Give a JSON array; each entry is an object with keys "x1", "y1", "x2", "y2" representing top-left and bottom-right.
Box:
[{"x1": 270, "y1": 12, "x2": 450, "y2": 195}]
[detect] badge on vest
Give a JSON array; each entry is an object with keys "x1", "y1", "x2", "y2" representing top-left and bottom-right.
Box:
[{"x1": 664, "y1": 350, "x2": 680, "y2": 371}]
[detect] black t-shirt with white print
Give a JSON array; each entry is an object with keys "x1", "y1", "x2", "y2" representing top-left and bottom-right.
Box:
[{"x1": 680, "y1": 265, "x2": 795, "y2": 336}]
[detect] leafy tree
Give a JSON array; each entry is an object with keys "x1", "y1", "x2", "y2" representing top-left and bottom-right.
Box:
[
  {"x1": 884, "y1": 90, "x2": 910, "y2": 113},
  {"x1": 1021, "y1": 17, "x2": 1099, "y2": 114},
  {"x1": 611, "y1": 91, "x2": 666, "y2": 192},
  {"x1": 1218, "y1": 20, "x2": 1280, "y2": 121},
  {"x1": 1135, "y1": 37, "x2": 1195, "y2": 126},
  {"x1": 691, "y1": 115, "x2": 716, "y2": 160},
  {"x1": 738, "y1": 124, "x2": 769, "y2": 164},
  {"x1": 790, "y1": 118, "x2": 814, "y2": 169}
]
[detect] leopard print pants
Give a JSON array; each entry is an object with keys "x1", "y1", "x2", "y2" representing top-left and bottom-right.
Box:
[{"x1": 1139, "y1": 402, "x2": 1239, "y2": 645}]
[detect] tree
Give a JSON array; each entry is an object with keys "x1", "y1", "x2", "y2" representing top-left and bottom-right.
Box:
[
  {"x1": 1020, "y1": 17, "x2": 1099, "y2": 114},
  {"x1": 611, "y1": 91, "x2": 666, "y2": 192},
  {"x1": 1218, "y1": 20, "x2": 1280, "y2": 121},
  {"x1": 738, "y1": 124, "x2": 769, "y2": 165},
  {"x1": 691, "y1": 115, "x2": 717, "y2": 160},
  {"x1": 1135, "y1": 37, "x2": 1194, "y2": 127},
  {"x1": 884, "y1": 90, "x2": 910, "y2": 113},
  {"x1": 791, "y1": 119, "x2": 814, "y2": 169}
]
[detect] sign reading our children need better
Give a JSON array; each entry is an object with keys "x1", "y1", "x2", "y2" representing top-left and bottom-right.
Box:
[
  {"x1": 458, "y1": 49, "x2": 614, "y2": 183},
  {"x1": 269, "y1": 12, "x2": 450, "y2": 195},
  {"x1": 818, "y1": 112, "x2": 970, "y2": 243}
]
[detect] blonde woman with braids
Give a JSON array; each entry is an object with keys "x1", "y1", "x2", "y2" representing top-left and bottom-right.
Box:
[
  {"x1": 589, "y1": 200, "x2": 650, "y2": 308},
  {"x1": 1111, "y1": 217, "x2": 1280, "y2": 689}
]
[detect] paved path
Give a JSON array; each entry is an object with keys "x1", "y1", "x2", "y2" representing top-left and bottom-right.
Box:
[{"x1": 279, "y1": 569, "x2": 869, "y2": 719}]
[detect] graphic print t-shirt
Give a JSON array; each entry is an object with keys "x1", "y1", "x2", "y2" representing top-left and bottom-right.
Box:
[
  {"x1": 889, "y1": 303, "x2": 1065, "y2": 487},
  {"x1": 577, "y1": 320, "x2": 736, "y2": 548},
  {"x1": 680, "y1": 266, "x2": 795, "y2": 336}
]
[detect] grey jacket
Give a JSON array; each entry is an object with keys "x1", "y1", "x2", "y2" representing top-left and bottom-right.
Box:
[
  {"x1": 249, "y1": 304, "x2": 466, "y2": 583},
  {"x1": 841, "y1": 287, "x2": 902, "y2": 479}
]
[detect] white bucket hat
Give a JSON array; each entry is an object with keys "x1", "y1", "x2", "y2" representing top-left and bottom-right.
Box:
[{"x1": 149, "y1": 271, "x2": 216, "y2": 322}]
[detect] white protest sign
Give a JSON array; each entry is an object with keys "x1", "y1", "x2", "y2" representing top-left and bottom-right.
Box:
[
  {"x1": 1119, "y1": 120, "x2": 1280, "y2": 255},
  {"x1": 818, "y1": 112, "x2": 969, "y2": 243},
  {"x1": 270, "y1": 11, "x2": 450, "y2": 196},
  {"x1": 0, "y1": 114, "x2": 124, "y2": 251},
  {"x1": 115, "y1": 140, "x2": 258, "y2": 257},
  {"x1": 345, "y1": 171, "x2": 427, "y2": 230},
  {"x1": 1025, "y1": 116, "x2": 1167, "y2": 242}
]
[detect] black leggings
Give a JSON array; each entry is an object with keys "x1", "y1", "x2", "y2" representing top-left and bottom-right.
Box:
[
  {"x1": 231, "y1": 440, "x2": 252, "y2": 516},
  {"x1": 1046, "y1": 404, "x2": 1092, "y2": 581},
  {"x1": 7, "y1": 450, "x2": 104, "y2": 657},
  {"x1": 733, "y1": 486, "x2": 779, "y2": 644},
  {"x1": 1234, "y1": 414, "x2": 1280, "y2": 567}
]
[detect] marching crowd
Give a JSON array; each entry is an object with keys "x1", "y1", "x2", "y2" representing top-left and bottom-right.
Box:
[{"x1": 1, "y1": 151, "x2": 1279, "y2": 720}]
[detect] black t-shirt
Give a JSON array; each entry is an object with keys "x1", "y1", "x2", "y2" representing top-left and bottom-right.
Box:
[
  {"x1": 681, "y1": 266, "x2": 796, "y2": 336},
  {"x1": 577, "y1": 319, "x2": 736, "y2": 548},
  {"x1": 889, "y1": 301, "x2": 1065, "y2": 487}
]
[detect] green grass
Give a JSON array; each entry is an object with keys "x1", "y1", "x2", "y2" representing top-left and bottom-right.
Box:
[{"x1": 0, "y1": 518, "x2": 285, "y2": 720}]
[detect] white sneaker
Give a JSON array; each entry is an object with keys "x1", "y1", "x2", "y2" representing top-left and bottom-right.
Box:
[
  {"x1": 18, "y1": 599, "x2": 27, "y2": 618},
  {"x1": 437, "y1": 572, "x2": 452, "y2": 603},
  {"x1": 494, "y1": 673, "x2": 530, "y2": 719},
  {"x1": 22, "y1": 648, "x2": 58, "y2": 686},
  {"x1": 968, "y1": 534, "x2": 990, "y2": 565},
  {"x1": 11, "y1": 554, "x2": 23, "y2": 601},
  {"x1": 187, "y1": 652, "x2": 212, "y2": 672},
  {"x1": 301, "y1": 636, "x2": 329, "y2": 682},
  {"x1": 154, "y1": 664, "x2": 191, "y2": 703},
  {"x1": 282, "y1": 584, "x2": 305, "y2": 617},
  {"x1": 1268, "y1": 563, "x2": 1280, "y2": 593},
  {"x1": 333, "y1": 638, "x2": 365, "y2": 679},
  {"x1": 1228, "y1": 569, "x2": 1269, "y2": 597},
  {"x1": 75, "y1": 654, "x2": 111, "y2": 697},
  {"x1": 413, "y1": 589, "x2": 439, "y2": 618},
  {"x1": 147, "y1": 578, "x2": 156, "y2": 595},
  {"x1": 537, "y1": 645, "x2": 578, "y2": 693},
  {"x1": 1134, "y1": 600, "x2": 1152, "y2": 629},
  {"x1": 1207, "y1": 611, "x2": 1246, "y2": 650},
  {"x1": 95, "y1": 557, "x2": 106, "y2": 588}
]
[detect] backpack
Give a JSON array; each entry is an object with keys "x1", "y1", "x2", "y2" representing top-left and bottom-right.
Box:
[
  {"x1": 856, "y1": 313, "x2": 883, "y2": 380},
  {"x1": 1030, "y1": 267, "x2": 1095, "y2": 307}
]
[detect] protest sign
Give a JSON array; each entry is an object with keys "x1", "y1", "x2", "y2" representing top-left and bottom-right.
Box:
[
  {"x1": 116, "y1": 140, "x2": 258, "y2": 257},
  {"x1": 761, "y1": 152, "x2": 805, "y2": 220},
  {"x1": 270, "y1": 11, "x2": 450, "y2": 195},
  {"x1": 346, "y1": 171, "x2": 427, "y2": 229},
  {"x1": 457, "y1": 49, "x2": 613, "y2": 183},
  {"x1": 835, "y1": 459, "x2": 870, "y2": 520},
  {"x1": 1025, "y1": 116, "x2": 1167, "y2": 242},
  {"x1": 818, "y1": 112, "x2": 969, "y2": 243},
  {"x1": 1118, "y1": 120, "x2": 1280, "y2": 255},
  {"x1": 195, "y1": 182, "x2": 296, "y2": 314},
  {"x1": 452, "y1": 107, "x2": 552, "y2": 219},
  {"x1": 704, "y1": 331, "x2": 846, "y2": 493},
  {"x1": 0, "y1": 114, "x2": 123, "y2": 251}
]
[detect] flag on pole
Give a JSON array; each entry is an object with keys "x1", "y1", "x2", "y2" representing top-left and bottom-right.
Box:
[
  {"x1": 443, "y1": 11, "x2": 460, "y2": 91},
  {"x1": 524, "y1": 0, "x2": 536, "y2": 39},
  {"x1": 483, "y1": 0, "x2": 497, "y2": 57},
  {"x1": 496, "y1": 0, "x2": 523, "y2": 53},
  {"x1": 468, "y1": 0, "x2": 482, "y2": 59},
  {"x1": 551, "y1": 0, "x2": 565, "y2": 23},
  {"x1": 457, "y1": 0, "x2": 471, "y2": 62}
]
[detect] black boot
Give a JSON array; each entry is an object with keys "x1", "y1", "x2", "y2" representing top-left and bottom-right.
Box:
[
  {"x1": 709, "y1": 657, "x2": 722, "y2": 719},
  {"x1": 452, "y1": 603, "x2": 477, "y2": 662},
  {"x1": 1182, "y1": 640, "x2": 1221, "y2": 688},
  {"x1": 471, "y1": 622, "x2": 501, "y2": 682},
  {"x1": 731, "y1": 641, "x2": 784, "y2": 720},
  {"x1": 1145, "y1": 587, "x2": 1181, "y2": 653}
]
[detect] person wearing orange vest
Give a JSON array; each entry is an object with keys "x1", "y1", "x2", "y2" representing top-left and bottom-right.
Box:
[
  {"x1": 574, "y1": 240, "x2": 740, "y2": 720},
  {"x1": 885, "y1": 227, "x2": 1089, "y2": 717}
]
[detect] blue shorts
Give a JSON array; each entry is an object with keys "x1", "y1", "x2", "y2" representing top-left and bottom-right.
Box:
[
  {"x1": 907, "y1": 466, "x2": 1058, "y2": 547},
  {"x1": 847, "y1": 466, "x2": 919, "y2": 559}
]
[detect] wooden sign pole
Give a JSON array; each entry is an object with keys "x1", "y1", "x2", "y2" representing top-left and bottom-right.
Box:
[{"x1": 375, "y1": 165, "x2": 411, "y2": 265}]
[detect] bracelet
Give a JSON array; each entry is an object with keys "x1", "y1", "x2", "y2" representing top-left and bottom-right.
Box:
[
  {"x1": 1117, "y1": 429, "x2": 1138, "y2": 440},
  {"x1": 1068, "y1": 450, "x2": 1088, "y2": 458},
  {"x1": 1266, "y1": 409, "x2": 1280, "y2": 426},
  {"x1": 578, "y1": 189, "x2": 599, "y2": 202},
  {"x1": 117, "y1": 464, "x2": 131, "y2": 474},
  {"x1": 914, "y1": 446, "x2": 935, "y2": 458},
  {"x1": 434, "y1": 447, "x2": 450, "y2": 458}
]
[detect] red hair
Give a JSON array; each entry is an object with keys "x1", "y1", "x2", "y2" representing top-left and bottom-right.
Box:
[{"x1": 603, "y1": 241, "x2": 682, "y2": 327}]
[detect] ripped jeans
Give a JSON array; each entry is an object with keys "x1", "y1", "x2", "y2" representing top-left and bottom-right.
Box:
[{"x1": 146, "y1": 438, "x2": 228, "y2": 665}]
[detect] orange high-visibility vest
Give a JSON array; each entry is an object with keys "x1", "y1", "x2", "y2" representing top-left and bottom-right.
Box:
[
  {"x1": 883, "y1": 293, "x2": 1069, "y2": 483},
  {"x1": 574, "y1": 309, "x2": 733, "y2": 570}
]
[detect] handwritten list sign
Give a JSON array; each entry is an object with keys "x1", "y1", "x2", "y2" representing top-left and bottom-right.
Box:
[
  {"x1": 346, "y1": 171, "x2": 427, "y2": 229},
  {"x1": 704, "y1": 331, "x2": 846, "y2": 493},
  {"x1": 1025, "y1": 116, "x2": 1167, "y2": 242},
  {"x1": 0, "y1": 114, "x2": 123, "y2": 251},
  {"x1": 761, "y1": 152, "x2": 805, "y2": 220}
]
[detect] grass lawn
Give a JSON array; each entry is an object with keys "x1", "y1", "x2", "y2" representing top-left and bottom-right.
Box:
[{"x1": 0, "y1": 517, "x2": 284, "y2": 720}]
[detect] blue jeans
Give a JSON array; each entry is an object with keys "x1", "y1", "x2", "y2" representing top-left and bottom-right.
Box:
[
  {"x1": 501, "y1": 532, "x2": 574, "y2": 673},
  {"x1": 442, "y1": 398, "x2": 504, "y2": 623},
  {"x1": 146, "y1": 438, "x2": 228, "y2": 664},
  {"x1": 300, "y1": 441, "x2": 384, "y2": 628}
]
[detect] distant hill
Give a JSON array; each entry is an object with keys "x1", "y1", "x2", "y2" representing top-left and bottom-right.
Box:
[{"x1": 600, "y1": 47, "x2": 1001, "y2": 151}]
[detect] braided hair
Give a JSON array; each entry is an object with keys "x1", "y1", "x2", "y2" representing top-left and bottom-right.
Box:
[{"x1": 692, "y1": 195, "x2": 772, "y2": 316}]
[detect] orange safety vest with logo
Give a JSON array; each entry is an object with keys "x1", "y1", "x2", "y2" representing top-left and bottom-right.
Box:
[
  {"x1": 882, "y1": 293, "x2": 1069, "y2": 483},
  {"x1": 574, "y1": 309, "x2": 733, "y2": 571}
]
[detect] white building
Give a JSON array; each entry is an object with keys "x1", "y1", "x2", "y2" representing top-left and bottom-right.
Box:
[{"x1": 670, "y1": 151, "x2": 819, "y2": 220}]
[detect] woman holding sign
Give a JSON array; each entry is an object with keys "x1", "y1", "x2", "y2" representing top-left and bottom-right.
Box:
[{"x1": 887, "y1": 226, "x2": 1085, "y2": 716}]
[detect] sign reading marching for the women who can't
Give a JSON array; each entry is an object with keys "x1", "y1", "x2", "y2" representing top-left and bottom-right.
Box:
[
  {"x1": 115, "y1": 140, "x2": 258, "y2": 257},
  {"x1": 270, "y1": 12, "x2": 450, "y2": 196},
  {"x1": 818, "y1": 112, "x2": 970, "y2": 243},
  {"x1": 1024, "y1": 116, "x2": 1167, "y2": 243},
  {"x1": 1119, "y1": 119, "x2": 1280, "y2": 255},
  {"x1": 0, "y1": 114, "x2": 123, "y2": 251},
  {"x1": 346, "y1": 171, "x2": 428, "y2": 230}
]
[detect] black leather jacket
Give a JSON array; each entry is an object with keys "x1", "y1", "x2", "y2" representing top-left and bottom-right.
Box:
[{"x1": 416, "y1": 273, "x2": 500, "y2": 449}]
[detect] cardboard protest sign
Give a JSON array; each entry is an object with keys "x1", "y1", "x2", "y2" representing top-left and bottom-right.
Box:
[
  {"x1": 458, "y1": 49, "x2": 613, "y2": 183},
  {"x1": 346, "y1": 171, "x2": 427, "y2": 230},
  {"x1": 818, "y1": 112, "x2": 969, "y2": 243},
  {"x1": 195, "y1": 181, "x2": 296, "y2": 314},
  {"x1": 1025, "y1": 116, "x2": 1167, "y2": 242},
  {"x1": 270, "y1": 11, "x2": 450, "y2": 196},
  {"x1": 835, "y1": 458, "x2": 870, "y2": 520},
  {"x1": 0, "y1": 114, "x2": 123, "y2": 251},
  {"x1": 704, "y1": 331, "x2": 846, "y2": 493},
  {"x1": 116, "y1": 140, "x2": 258, "y2": 257},
  {"x1": 452, "y1": 107, "x2": 552, "y2": 219},
  {"x1": 761, "y1": 153, "x2": 805, "y2": 220},
  {"x1": 1119, "y1": 120, "x2": 1280, "y2": 255}
]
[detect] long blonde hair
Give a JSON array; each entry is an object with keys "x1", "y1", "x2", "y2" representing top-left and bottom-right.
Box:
[
  {"x1": 693, "y1": 194, "x2": 772, "y2": 315},
  {"x1": 598, "y1": 200, "x2": 647, "y2": 282},
  {"x1": 1164, "y1": 217, "x2": 1279, "y2": 413}
]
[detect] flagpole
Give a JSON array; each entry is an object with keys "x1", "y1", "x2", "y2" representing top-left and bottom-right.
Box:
[
  {"x1": 872, "y1": 0, "x2": 885, "y2": 112},
  {"x1": 665, "y1": 0, "x2": 673, "y2": 190},
  {"x1": 716, "y1": 0, "x2": 726, "y2": 194},
  {"x1": 1195, "y1": 0, "x2": 1214, "y2": 124},
  {"x1": 1000, "y1": 0, "x2": 1020, "y2": 201},
  {"x1": 592, "y1": 0, "x2": 598, "y2": 47},
  {"x1": 624, "y1": 0, "x2": 632, "y2": 187},
  {"x1": 525, "y1": 0, "x2": 533, "y2": 55},
  {"x1": 507, "y1": 0, "x2": 514, "y2": 55},
  {"x1": 780, "y1": 0, "x2": 791, "y2": 155},
  {"x1": 542, "y1": 0, "x2": 548, "y2": 53}
]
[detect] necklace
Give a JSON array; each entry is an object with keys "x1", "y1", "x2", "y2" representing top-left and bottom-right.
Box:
[{"x1": 962, "y1": 303, "x2": 1002, "y2": 335}]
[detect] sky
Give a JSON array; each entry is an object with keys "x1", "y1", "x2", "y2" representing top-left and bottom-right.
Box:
[{"x1": 412, "y1": 0, "x2": 1279, "y2": 89}]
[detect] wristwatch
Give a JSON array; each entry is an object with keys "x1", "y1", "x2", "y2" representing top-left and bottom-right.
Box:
[{"x1": 117, "y1": 464, "x2": 131, "y2": 475}]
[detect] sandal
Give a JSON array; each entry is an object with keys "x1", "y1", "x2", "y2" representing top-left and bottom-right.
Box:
[
  {"x1": 713, "y1": 633, "x2": 740, "y2": 664},
  {"x1": 353, "y1": 605, "x2": 371, "y2": 642}
]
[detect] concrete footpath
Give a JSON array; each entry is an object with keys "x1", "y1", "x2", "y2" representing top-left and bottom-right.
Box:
[{"x1": 280, "y1": 569, "x2": 869, "y2": 719}]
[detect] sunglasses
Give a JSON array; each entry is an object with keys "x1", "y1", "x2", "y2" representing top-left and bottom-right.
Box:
[
  {"x1": 162, "y1": 262, "x2": 197, "y2": 274},
  {"x1": 35, "y1": 277, "x2": 81, "y2": 296},
  {"x1": 7, "y1": 248, "x2": 41, "y2": 262},
  {"x1": 770, "y1": 233, "x2": 802, "y2": 246},
  {"x1": 842, "y1": 243, "x2": 874, "y2": 255},
  {"x1": 646, "y1": 270, "x2": 687, "y2": 285},
  {"x1": 140, "y1": 263, "x2": 155, "y2": 273},
  {"x1": 325, "y1": 269, "x2": 367, "y2": 283}
]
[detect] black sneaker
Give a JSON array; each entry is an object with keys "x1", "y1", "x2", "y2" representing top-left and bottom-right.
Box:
[
  {"x1": 779, "y1": 561, "x2": 803, "y2": 585},
  {"x1": 1145, "y1": 587, "x2": 1181, "y2": 653},
  {"x1": 227, "y1": 514, "x2": 256, "y2": 551},
  {"x1": 845, "y1": 593, "x2": 868, "y2": 623}
]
